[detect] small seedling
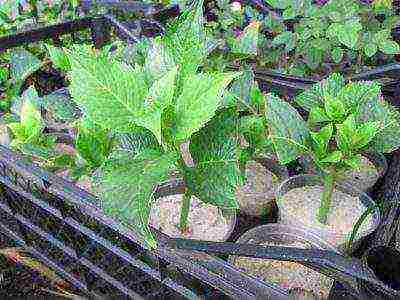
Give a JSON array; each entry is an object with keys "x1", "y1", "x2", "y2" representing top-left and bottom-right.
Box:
[{"x1": 265, "y1": 73, "x2": 400, "y2": 223}]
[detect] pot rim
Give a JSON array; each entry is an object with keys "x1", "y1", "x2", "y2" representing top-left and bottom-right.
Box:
[
  {"x1": 154, "y1": 178, "x2": 237, "y2": 242},
  {"x1": 275, "y1": 174, "x2": 381, "y2": 241}
]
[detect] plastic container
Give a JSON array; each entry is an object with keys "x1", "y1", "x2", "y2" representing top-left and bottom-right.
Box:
[
  {"x1": 298, "y1": 152, "x2": 387, "y2": 193},
  {"x1": 228, "y1": 224, "x2": 337, "y2": 298},
  {"x1": 152, "y1": 179, "x2": 237, "y2": 242},
  {"x1": 236, "y1": 156, "x2": 289, "y2": 218},
  {"x1": 276, "y1": 175, "x2": 381, "y2": 252}
]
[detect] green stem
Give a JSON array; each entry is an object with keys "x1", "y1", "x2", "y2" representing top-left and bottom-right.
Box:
[
  {"x1": 317, "y1": 172, "x2": 335, "y2": 224},
  {"x1": 179, "y1": 191, "x2": 191, "y2": 233}
]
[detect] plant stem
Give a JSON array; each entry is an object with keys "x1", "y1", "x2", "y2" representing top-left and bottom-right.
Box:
[
  {"x1": 179, "y1": 191, "x2": 192, "y2": 233},
  {"x1": 317, "y1": 172, "x2": 335, "y2": 224}
]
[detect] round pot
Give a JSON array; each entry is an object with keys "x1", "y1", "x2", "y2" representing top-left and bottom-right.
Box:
[
  {"x1": 299, "y1": 152, "x2": 387, "y2": 192},
  {"x1": 228, "y1": 224, "x2": 336, "y2": 299},
  {"x1": 151, "y1": 179, "x2": 236, "y2": 242},
  {"x1": 236, "y1": 156, "x2": 289, "y2": 218},
  {"x1": 276, "y1": 175, "x2": 380, "y2": 252}
]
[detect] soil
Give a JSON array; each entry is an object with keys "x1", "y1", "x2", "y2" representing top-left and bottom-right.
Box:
[
  {"x1": 232, "y1": 239, "x2": 333, "y2": 299},
  {"x1": 236, "y1": 160, "x2": 282, "y2": 216},
  {"x1": 149, "y1": 194, "x2": 234, "y2": 241},
  {"x1": 279, "y1": 186, "x2": 374, "y2": 247},
  {"x1": 342, "y1": 156, "x2": 379, "y2": 191}
]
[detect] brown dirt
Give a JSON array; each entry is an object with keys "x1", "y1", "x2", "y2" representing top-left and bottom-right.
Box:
[
  {"x1": 279, "y1": 186, "x2": 373, "y2": 247},
  {"x1": 236, "y1": 160, "x2": 281, "y2": 216},
  {"x1": 232, "y1": 239, "x2": 333, "y2": 299},
  {"x1": 149, "y1": 194, "x2": 234, "y2": 241}
]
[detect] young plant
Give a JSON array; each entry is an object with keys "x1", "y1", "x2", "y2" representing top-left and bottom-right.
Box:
[
  {"x1": 66, "y1": 1, "x2": 242, "y2": 249},
  {"x1": 265, "y1": 73, "x2": 400, "y2": 223},
  {"x1": 265, "y1": 0, "x2": 400, "y2": 76}
]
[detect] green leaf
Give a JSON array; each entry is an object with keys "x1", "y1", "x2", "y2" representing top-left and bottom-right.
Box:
[
  {"x1": 309, "y1": 106, "x2": 330, "y2": 124},
  {"x1": 76, "y1": 118, "x2": 113, "y2": 168},
  {"x1": 343, "y1": 154, "x2": 363, "y2": 170},
  {"x1": 265, "y1": 94, "x2": 310, "y2": 164},
  {"x1": 93, "y1": 149, "x2": 177, "y2": 249},
  {"x1": 272, "y1": 31, "x2": 294, "y2": 47},
  {"x1": 165, "y1": 0, "x2": 205, "y2": 83},
  {"x1": 232, "y1": 21, "x2": 260, "y2": 56},
  {"x1": 227, "y1": 68, "x2": 254, "y2": 110},
  {"x1": 173, "y1": 72, "x2": 238, "y2": 142},
  {"x1": 39, "y1": 89, "x2": 80, "y2": 122},
  {"x1": 310, "y1": 123, "x2": 333, "y2": 158},
  {"x1": 10, "y1": 49, "x2": 42, "y2": 86},
  {"x1": 336, "y1": 20, "x2": 362, "y2": 49},
  {"x1": 320, "y1": 150, "x2": 342, "y2": 164},
  {"x1": 295, "y1": 73, "x2": 346, "y2": 111},
  {"x1": 20, "y1": 88, "x2": 42, "y2": 142},
  {"x1": 324, "y1": 96, "x2": 346, "y2": 121},
  {"x1": 240, "y1": 115, "x2": 270, "y2": 150},
  {"x1": 353, "y1": 121, "x2": 380, "y2": 150},
  {"x1": 364, "y1": 43, "x2": 378, "y2": 58},
  {"x1": 136, "y1": 66, "x2": 178, "y2": 145},
  {"x1": 45, "y1": 44, "x2": 71, "y2": 71},
  {"x1": 338, "y1": 81, "x2": 381, "y2": 111},
  {"x1": 336, "y1": 114, "x2": 357, "y2": 154},
  {"x1": 145, "y1": 38, "x2": 175, "y2": 80},
  {"x1": 187, "y1": 110, "x2": 241, "y2": 209},
  {"x1": 331, "y1": 47, "x2": 344, "y2": 64},
  {"x1": 379, "y1": 40, "x2": 400, "y2": 55},
  {"x1": 283, "y1": 6, "x2": 296, "y2": 20},
  {"x1": 117, "y1": 125, "x2": 162, "y2": 157}
]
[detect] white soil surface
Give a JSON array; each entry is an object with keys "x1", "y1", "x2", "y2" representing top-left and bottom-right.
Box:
[
  {"x1": 232, "y1": 239, "x2": 333, "y2": 299},
  {"x1": 279, "y1": 186, "x2": 373, "y2": 247},
  {"x1": 236, "y1": 160, "x2": 282, "y2": 216},
  {"x1": 149, "y1": 194, "x2": 233, "y2": 241}
]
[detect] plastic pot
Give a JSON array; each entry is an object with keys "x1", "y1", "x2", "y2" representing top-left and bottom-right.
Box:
[
  {"x1": 298, "y1": 152, "x2": 387, "y2": 193},
  {"x1": 276, "y1": 175, "x2": 380, "y2": 252},
  {"x1": 228, "y1": 224, "x2": 337, "y2": 299},
  {"x1": 236, "y1": 156, "x2": 289, "y2": 218},
  {"x1": 153, "y1": 179, "x2": 237, "y2": 242}
]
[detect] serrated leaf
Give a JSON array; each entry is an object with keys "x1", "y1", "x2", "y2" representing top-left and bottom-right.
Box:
[
  {"x1": 187, "y1": 110, "x2": 240, "y2": 208},
  {"x1": 272, "y1": 31, "x2": 294, "y2": 47},
  {"x1": 68, "y1": 45, "x2": 148, "y2": 132},
  {"x1": 93, "y1": 149, "x2": 177, "y2": 249},
  {"x1": 75, "y1": 118, "x2": 113, "y2": 168},
  {"x1": 331, "y1": 47, "x2": 344, "y2": 64},
  {"x1": 336, "y1": 114, "x2": 356, "y2": 154},
  {"x1": 338, "y1": 81, "x2": 381, "y2": 111},
  {"x1": 364, "y1": 43, "x2": 378, "y2": 58},
  {"x1": 45, "y1": 44, "x2": 71, "y2": 71},
  {"x1": 10, "y1": 49, "x2": 42, "y2": 86},
  {"x1": 173, "y1": 72, "x2": 238, "y2": 142},
  {"x1": 295, "y1": 73, "x2": 346, "y2": 111},
  {"x1": 344, "y1": 154, "x2": 363, "y2": 169},
  {"x1": 117, "y1": 125, "x2": 162, "y2": 157},
  {"x1": 353, "y1": 121, "x2": 380, "y2": 150},
  {"x1": 379, "y1": 40, "x2": 400, "y2": 55},
  {"x1": 136, "y1": 66, "x2": 178, "y2": 145},
  {"x1": 227, "y1": 68, "x2": 254, "y2": 110},
  {"x1": 232, "y1": 21, "x2": 260, "y2": 56},
  {"x1": 310, "y1": 123, "x2": 333, "y2": 158},
  {"x1": 265, "y1": 94, "x2": 310, "y2": 164},
  {"x1": 309, "y1": 106, "x2": 330, "y2": 124},
  {"x1": 40, "y1": 88, "x2": 81, "y2": 122},
  {"x1": 320, "y1": 150, "x2": 342, "y2": 164},
  {"x1": 324, "y1": 96, "x2": 346, "y2": 121},
  {"x1": 337, "y1": 20, "x2": 362, "y2": 49},
  {"x1": 145, "y1": 38, "x2": 175, "y2": 80}
]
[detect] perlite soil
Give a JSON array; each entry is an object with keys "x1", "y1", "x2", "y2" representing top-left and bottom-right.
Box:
[
  {"x1": 232, "y1": 239, "x2": 333, "y2": 299},
  {"x1": 236, "y1": 160, "x2": 282, "y2": 216},
  {"x1": 279, "y1": 186, "x2": 374, "y2": 247},
  {"x1": 149, "y1": 194, "x2": 233, "y2": 241}
]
